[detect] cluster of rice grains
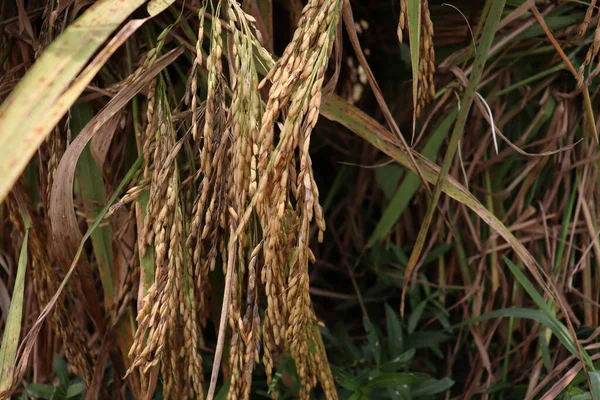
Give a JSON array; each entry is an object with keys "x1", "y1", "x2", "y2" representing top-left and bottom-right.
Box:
[
  {"x1": 577, "y1": 0, "x2": 600, "y2": 85},
  {"x1": 127, "y1": 77, "x2": 203, "y2": 399},
  {"x1": 126, "y1": 0, "x2": 343, "y2": 399},
  {"x1": 397, "y1": 0, "x2": 435, "y2": 116},
  {"x1": 256, "y1": 0, "x2": 342, "y2": 397}
]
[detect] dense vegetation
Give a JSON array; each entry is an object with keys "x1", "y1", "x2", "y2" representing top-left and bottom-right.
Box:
[{"x1": 1, "y1": 0, "x2": 600, "y2": 398}]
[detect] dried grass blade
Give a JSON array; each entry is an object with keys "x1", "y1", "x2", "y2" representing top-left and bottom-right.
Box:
[
  {"x1": 147, "y1": 0, "x2": 176, "y2": 17},
  {"x1": 530, "y1": 6, "x2": 598, "y2": 142},
  {"x1": 206, "y1": 239, "x2": 237, "y2": 400},
  {"x1": 319, "y1": 89, "x2": 554, "y2": 309},
  {"x1": 0, "y1": 0, "x2": 147, "y2": 204},
  {"x1": 90, "y1": 113, "x2": 121, "y2": 168},
  {"x1": 400, "y1": 0, "x2": 506, "y2": 316}
]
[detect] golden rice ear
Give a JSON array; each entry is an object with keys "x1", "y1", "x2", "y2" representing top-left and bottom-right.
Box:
[
  {"x1": 191, "y1": 6, "x2": 206, "y2": 142},
  {"x1": 225, "y1": 3, "x2": 265, "y2": 398},
  {"x1": 128, "y1": 79, "x2": 201, "y2": 399},
  {"x1": 577, "y1": 0, "x2": 598, "y2": 38},
  {"x1": 397, "y1": 0, "x2": 407, "y2": 43},
  {"x1": 249, "y1": 1, "x2": 341, "y2": 397},
  {"x1": 417, "y1": 0, "x2": 435, "y2": 117},
  {"x1": 577, "y1": 15, "x2": 600, "y2": 87},
  {"x1": 398, "y1": 0, "x2": 435, "y2": 117}
]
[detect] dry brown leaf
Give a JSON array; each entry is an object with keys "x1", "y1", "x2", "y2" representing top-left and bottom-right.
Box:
[{"x1": 90, "y1": 113, "x2": 121, "y2": 168}]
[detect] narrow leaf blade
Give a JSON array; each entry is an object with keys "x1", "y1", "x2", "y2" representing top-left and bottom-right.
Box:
[{"x1": 0, "y1": 229, "x2": 28, "y2": 392}]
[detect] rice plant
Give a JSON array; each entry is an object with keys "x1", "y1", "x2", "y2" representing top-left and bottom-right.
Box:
[{"x1": 1, "y1": 0, "x2": 600, "y2": 399}]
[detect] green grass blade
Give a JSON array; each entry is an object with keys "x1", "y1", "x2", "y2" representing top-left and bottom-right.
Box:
[
  {"x1": 411, "y1": 377, "x2": 454, "y2": 397},
  {"x1": 136, "y1": 190, "x2": 155, "y2": 299},
  {"x1": 72, "y1": 104, "x2": 115, "y2": 302},
  {"x1": 0, "y1": 228, "x2": 28, "y2": 392},
  {"x1": 401, "y1": 0, "x2": 507, "y2": 314},
  {"x1": 554, "y1": 177, "x2": 577, "y2": 274},
  {"x1": 455, "y1": 306, "x2": 592, "y2": 369},
  {"x1": 367, "y1": 110, "x2": 457, "y2": 248},
  {"x1": 385, "y1": 303, "x2": 403, "y2": 356},
  {"x1": 504, "y1": 257, "x2": 594, "y2": 368},
  {"x1": 53, "y1": 355, "x2": 69, "y2": 389},
  {"x1": 504, "y1": 258, "x2": 554, "y2": 317},
  {"x1": 589, "y1": 371, "x2": 600, "y2": 400}
]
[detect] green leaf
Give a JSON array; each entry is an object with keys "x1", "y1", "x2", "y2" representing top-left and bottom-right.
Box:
[
  {"x1": 333, "y1": 324, "x2": 362, "y2": 359},
  {"x1": 137, "y1": 190, "x2": 155, "y2": 295},
  {"x1": 389, "y1": 244, "x2": 409, "y2": 266},
  {"x1": 348, "y1": 392, "x2": 367, "y2": 400},
  {"x1": 422, "y1": 243, "x2": 452, "y2": 266},
  {"x1": 571, "y1": 394, "x2": 593, "y2": 400},
  {"x1": 363, "y1": 317, "x2": 381, "y2": 367},
  {"x1": 503, "y1": 257, "x2": 594, "y2": 369},
  {"x1": 367, "y1": 110, "x2": 457, "y2": 248},
  {"x1": 375, "y1": 164, "x2": 404, "y2": 200},
  {"x1": 588, "y1": 371, "x2": 600, "y2": 400},
  {"x1": 405, "y1": 331, "x2": 451, "y2": 350},
  {"x1": 332, "y1": 366, "x2": 360, "y2": 391},
  {"x1": 538, "y1": 334, "x2": 552, "y2": 372},
  {"x1": 407, "y1": 300, "x2": 427, "y2": 334},
  {"x1": 380, "y1": 349, "x2": 416, "y2": 373},
  {"x1": 53, "y1": 355, "x2": 69, "y2": 389},
  {"x1": 364, "y1": 373, "x2": 429, "y2": 389},
  {"x1": 65, "y1": 382, "x2": 85, "y2": 399},
  {"x1": 215, "y1": 377, "x2": 231, "y2": 400},
  {"x1": 26, "y1": 383, "x2": 55, "y2": 398},
  {"x1": 503, "y1": 258, "x2": 554, "y2": 316},
  {"x1": 455, "y1": 306, "x2": 590, "y2": 368},
  {"x1": 385, "y1": 304, "x2": 403, "y2": 356},
  {"x1": 72, "y1": 104, "x2": 115, "y2": 301},
  {"x1": 0, "y1": 228, "x2": 28, "y2": 392},
  {"x1": 411, "y1": 377, "x2": 454, "y2": 396}
]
